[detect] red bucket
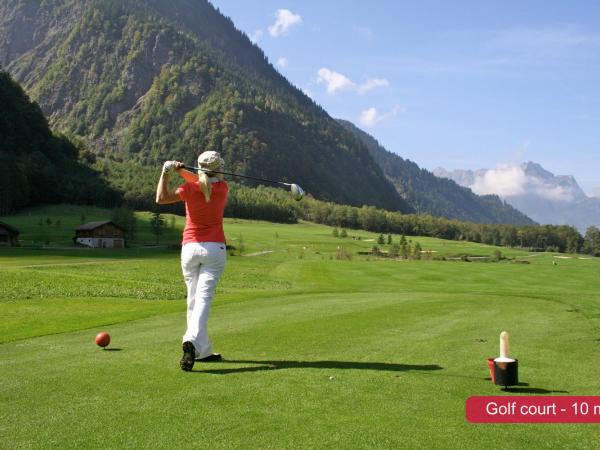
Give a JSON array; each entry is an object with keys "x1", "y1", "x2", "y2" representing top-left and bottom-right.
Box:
[{"x1": 487, "y1": 358, "x2": 496, "y2": 384}]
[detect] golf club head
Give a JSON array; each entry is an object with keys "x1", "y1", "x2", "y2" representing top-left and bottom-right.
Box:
[{"x1": 290, "y1": 183, "x2": 305, "y2": 201}]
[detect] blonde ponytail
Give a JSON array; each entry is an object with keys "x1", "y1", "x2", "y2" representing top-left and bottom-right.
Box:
[
  {"x1": 197, "y1": 171, "x2": 212, "y2": 202},
  {"x1": 196, "y1": 150, "x2": 225, "y2": 202}
]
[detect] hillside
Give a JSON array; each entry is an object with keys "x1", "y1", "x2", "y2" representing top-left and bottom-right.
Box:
[
  {"x1": 337, "y1": 120, "x2": 534, "y2": 225},
  {"x1": 0, "y1": 0, "x2": 409, "y2": 212},
  {"x1": 0, "y1": 70, "x2": 118, "y2": 215},
  {"x1": 435, "y1": 162, "x2": 600, "y2": 232}
]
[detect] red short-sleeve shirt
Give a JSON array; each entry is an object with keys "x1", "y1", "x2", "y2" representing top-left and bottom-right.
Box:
[{"x1": 176, "y1": 181, "x2": 228, "y2": 245}]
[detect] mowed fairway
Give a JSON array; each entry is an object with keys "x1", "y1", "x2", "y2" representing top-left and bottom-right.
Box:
[{"x1": 2, "y1": 215, "x2": 600, "y2": 449}]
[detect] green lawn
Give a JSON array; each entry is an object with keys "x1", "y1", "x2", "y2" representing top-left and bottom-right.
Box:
[
  {"x1": 1, "y1": 204, "x2": 186, "y2": 246},
  {"x1": 1, "y1": 207, "x2": 600, "y2": 449}
]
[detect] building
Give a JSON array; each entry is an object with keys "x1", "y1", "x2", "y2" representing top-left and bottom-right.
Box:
[
  {"x1": 0, "y1": 221, "x2": 19, "y2": 246},
  {"x1": 75, "y1": 221, "x2": 127, "y2": 248}
]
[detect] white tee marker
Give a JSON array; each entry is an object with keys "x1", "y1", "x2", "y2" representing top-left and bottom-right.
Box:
[{"x1": 494, "y1": 331, "x2": 516, "y2": 363}]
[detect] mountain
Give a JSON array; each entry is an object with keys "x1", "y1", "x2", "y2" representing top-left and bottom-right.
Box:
[
  {"x1": 337, "y1": 120, "x2": 534, "y2": 225},
  {"x1": 0, "y1": 0, "x2": 410, "y2": 213},
  {"x1": 1, "y1": 0, "x2": 541, "y2": 225},
  {"x1": 434, "y1": 162, "x2": 600, "y2": 231},
  {"x1": 0, "y1": 70, "x2": 119, "y2": 215}
]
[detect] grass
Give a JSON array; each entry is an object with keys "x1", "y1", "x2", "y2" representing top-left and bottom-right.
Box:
[{"x1": 1, "y1": 205, "x2": 600, "y2": 449}]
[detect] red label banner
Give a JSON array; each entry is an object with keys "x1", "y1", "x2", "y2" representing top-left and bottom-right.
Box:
[{"x1": 466, "y1": 396, "x2": 600, "y2": 423}]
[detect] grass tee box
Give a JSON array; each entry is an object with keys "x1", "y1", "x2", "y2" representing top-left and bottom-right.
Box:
[{"x1": 1, "y1": 208, "x2": 600, "y2": 448}]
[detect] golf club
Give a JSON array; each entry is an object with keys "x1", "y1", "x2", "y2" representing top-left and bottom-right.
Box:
[{"x1": 182, "y1": 165, "x2": 305, "y2": 201}]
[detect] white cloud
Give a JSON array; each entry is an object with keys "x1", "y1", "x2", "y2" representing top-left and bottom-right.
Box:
[
  {"x1": 471, "y1": 165, "x2": 528, "y2": 197},
  {"x1": 316, "y1": 68, "x2": 390, "y2": 95},
  {"x1": 268, "y1": 9, "x2": 302, "y2": 37},
  {"x1": 250, "y1": 29, "x2": 264, "y2": 43},
  {"x1": 359, "y1": 108, "x2": 379, "y2": 127},
  {"x1": 359, "y1": 105, "x2": 402, "y2": 127},
  {"x1": 276, "y1": 57, "x2": 288, "y2": 68},
  {"x1": 588, "y1": 187, "x2": 600, "y2": 198},
  {"x1": 301, "y1": 88, "x2": 313, "y2": 99},
  {"x1": 357, "y1": 78, "x2": 390, "y2": 94},
  {"x1": 469, "y1": 163, "x2": 578, "y2": 201},
  {"x1": 536, "y1": 185, "x2": 575, "y2": 202},
  {"x1": 316, "y1": 68, "x2": 355, "y2": 94}
]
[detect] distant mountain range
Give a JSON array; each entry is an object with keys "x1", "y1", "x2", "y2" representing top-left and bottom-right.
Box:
[
  {"x1": 1, "y1": 0, "x2": 531, "y2": 224},
  {"x1": 434, "y1": 162, "x2": 600, "y2": 231},
  {"x1": 338, "y1": 120, "x2": 534, "y2": 225}
]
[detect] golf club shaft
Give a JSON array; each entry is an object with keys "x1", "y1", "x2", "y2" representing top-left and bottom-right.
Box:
[{"x1": 182, "y1": 165, "x2": 291, "y2": 187}]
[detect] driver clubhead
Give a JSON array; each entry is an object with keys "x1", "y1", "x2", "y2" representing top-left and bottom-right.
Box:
[{"x1": 290, "y1": 184, "x2": 305, "y2": 201}]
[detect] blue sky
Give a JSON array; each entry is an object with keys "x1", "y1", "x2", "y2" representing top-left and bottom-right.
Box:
[{"x1": 210, "y1": 0, "x2": 600, "y2": 196}]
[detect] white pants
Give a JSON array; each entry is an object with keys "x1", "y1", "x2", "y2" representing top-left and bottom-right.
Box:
[{"x1": 181, "y1": 242, "x2": 227, "y2": 359}]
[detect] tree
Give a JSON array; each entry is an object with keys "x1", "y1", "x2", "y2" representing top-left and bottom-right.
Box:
[
  {"x1": 566, "y1": 234, "x2": 581, "y2": 254},
  {"x1": 377, "y1": 234, "x2": 385, "y2": 245},
  {"x1": 387, "y1": 234, "x2": 392, "y2": 245},
  {"x1": 340, "y1": 228, "x2": 347, "y2": 238},
  {"x1": 150, "y1": 211, "x2": 165, "y2": 244},
  {"x1": 583, "y1": 226, "x2": 600, "y2": 256},
  {"x1": 336, "y1": 246, "x2": 352, "y2": 260},
  {"x1": 389, "y1": 243, "x2": 400, "y2": 258},
  {"x1": 413, "y1": 242, "x2": 422, "y2": 260},
  {"x1": 237, "y1": 233, "x2": 245, "y2": 255},
  {"x1": 111, "y1": 206, "x2": 137, "y2": 241},
  {"x1": 401, "y1": 242, "x2": 410, "y2": 259},
  {"x1": 332, "y1": 227, "x2": 339, "y2": 237}
]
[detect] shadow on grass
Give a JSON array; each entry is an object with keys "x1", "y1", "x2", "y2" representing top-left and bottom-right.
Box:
[
  {"x1": 483, "y1": 381, "x2": 568, "y2": 393},
  {"x1": 103, "y1": 348, "x2": 123, "y2": 352},
  {"x1": 195, "y1": 359, "x2": 443, "y2": 375},
  {"x1": 501, "y1": 386, "x2": 569, "y2": 394}
]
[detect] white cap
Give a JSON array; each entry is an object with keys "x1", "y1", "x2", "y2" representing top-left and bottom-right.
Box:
[{"x1": 197, "y1": 151, "x2": 224, "y2": 172}]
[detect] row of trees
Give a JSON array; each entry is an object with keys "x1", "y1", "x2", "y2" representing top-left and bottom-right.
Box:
[
  {"x1": 112, "y1": 171, "x2": 595, "y2": 255},
  {"x1": 210, "y1": 184, "x2": 595, "y2": 255},
  {"x1": 295, "y1": 196, "x2": 587, "y2": 254}
]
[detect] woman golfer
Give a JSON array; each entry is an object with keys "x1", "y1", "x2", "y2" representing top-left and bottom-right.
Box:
[{"x1": 156, "y1": 151, "x2": 227, "y2": 371}]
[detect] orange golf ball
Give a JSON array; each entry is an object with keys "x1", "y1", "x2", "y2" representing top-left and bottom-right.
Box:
[{"x1": 95, "y1": 331, "x2": 110, "y2": 348}]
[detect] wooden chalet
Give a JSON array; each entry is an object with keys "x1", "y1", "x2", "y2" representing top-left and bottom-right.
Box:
[
  {"x1": 0, "y1": 221, "x2": 19, "y2": 246},
  {"x1": 74, "y1": 221, "x2": 127, "y2": 248}
]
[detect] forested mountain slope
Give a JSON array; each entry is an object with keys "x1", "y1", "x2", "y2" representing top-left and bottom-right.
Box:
[
  {"x1": 1, "y1": 0, "x2": 535, "y2": 224},
  {"x1": 0, "y1": 71, "x2": 118, "y2": 215},
  {"x1": 1, "y1": 0, "x2": 409, "y2": 212}
]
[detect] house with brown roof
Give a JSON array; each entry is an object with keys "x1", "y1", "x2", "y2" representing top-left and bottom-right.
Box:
[
  {"x1": 75, "y1": 221, "x2": 127, "y2": 248},
  {"x1": 0, "y1": 221, "x2": 19, "y2": 246}
]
